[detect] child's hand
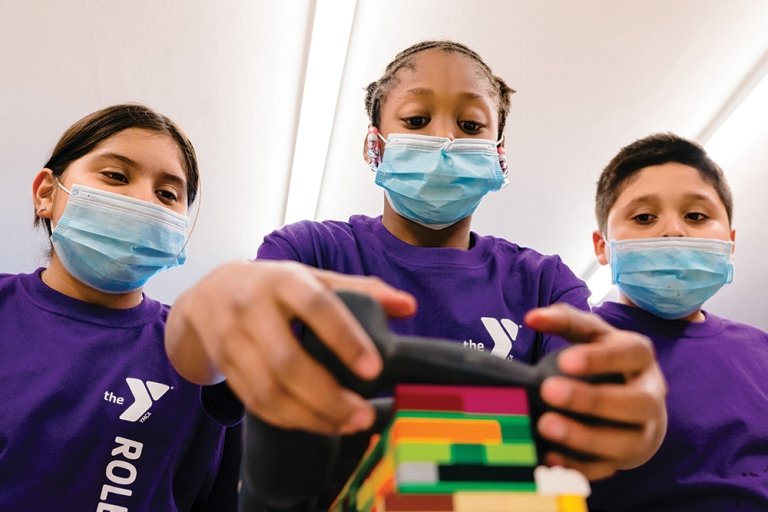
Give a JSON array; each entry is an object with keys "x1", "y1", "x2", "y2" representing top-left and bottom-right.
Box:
[
  {"x1": 165, "y1": 260, "x2": 416, "y2": 435},
  {"x1": 524, "y1": 304, "x2": 668, "y2": 481}
]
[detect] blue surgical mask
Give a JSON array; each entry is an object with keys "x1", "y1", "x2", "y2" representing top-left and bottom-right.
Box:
[
  {"x1": 609, "y1": 237, "x2": 734, "y2": 319},
  {"x1": 51, "y1": 182, "x2": 189, "y2": 294},
  {"x1": 374, "y1": 133, "x2": 506, "y2": 230}
]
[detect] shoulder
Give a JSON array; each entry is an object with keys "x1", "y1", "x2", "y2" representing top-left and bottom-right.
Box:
[
  {"x1": 475, "y1": 234, "x2": 589, "y2": 310},
  {"x1": 711, "y1": 313, "x2": 768, "y2": 340},
  {"x1": 0, "y1": 272, "x2": 21, "y2": 290},
  {"x1": 479, "y1": 235, "x2": 572, "y2": 270},
  {"x1": 0, "y1": 272, "x2": 26, "y2": 307},
  {"x1": 0, "y1": 270, "x2": 34, "y2": 287},
  {"x1": 0, "y1": 269, "x2": 46, "y2": 309},
  {"x1": 591, "y1": 301, "x2": 626, "y2": 324},
  {"x1": 277, "y1": 218, "x2": 356, "y2": 237},
  {"x1": 480, "y1": 235, "x2": 583, "y2": 284},
  {"x1": 260, "y1": 218, "x2": 359, "y2": 247},
  {"x1": 257, "y1": 215, "x2": 377, "y2": 261}
]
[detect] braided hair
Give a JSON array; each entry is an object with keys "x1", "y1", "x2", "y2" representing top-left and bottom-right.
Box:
[{"x1": 364, "y1": 40, "x2": 515, "y2": 139}]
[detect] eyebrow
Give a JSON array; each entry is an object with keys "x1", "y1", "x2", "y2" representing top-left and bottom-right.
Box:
[
  {"x1": 93, "y1": 152, "x2": 188, "y2": 189},
  {"x1": 94, "y1": 151, "x2": 139, "y2": 168},
  {"x1": 623, "y1": 192, "x2": 719, "y2": 208},
  {"x1": 399, "y1": 88, "x2": 485, "y2": 102}
]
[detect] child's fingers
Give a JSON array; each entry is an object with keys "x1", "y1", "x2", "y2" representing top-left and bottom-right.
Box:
[
  {"x1": 526, "y1": 303, "x2": 656, "y2": 378},
  {"x1": 225, "y1": 305, "x2": 375, "y2": 434},
  {"x1": 556, "y1": 332, "x2": 655, "y2": 377},
  {"x1": 314, "y1": 269, "x2": 418, "y2": 318},
  {"x1": 540, "y1": 376, "x2": 658, "y2": 426},
  {"x1": 268, "y1": 263, "x2": 386, "y2": 381},
  {"x1": 524, "y1": 303, "x2": 613, "y2": 343},
  {"x1": 537, "y1": 410, "x2": 650, "y2": 477}
]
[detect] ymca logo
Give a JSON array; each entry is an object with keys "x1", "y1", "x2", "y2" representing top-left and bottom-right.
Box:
[
  {"x1": 481, "y1": 317, "x2": 520, "y2": 359},
  {"x1": 104, "y1": 378, "x2": 171, "y2": 422}
]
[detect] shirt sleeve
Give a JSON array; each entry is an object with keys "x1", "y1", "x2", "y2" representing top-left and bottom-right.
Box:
[
  {"x1": 256, "y1": 221, "x2": 317, "y2": 264},
  {"x1": 538, "y1": 256, "x2": 592, "y2": 356}
]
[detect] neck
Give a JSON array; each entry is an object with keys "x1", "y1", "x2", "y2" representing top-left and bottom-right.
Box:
[
  {"x1": 381, "y1": 199, "x2": 472, "y2": 249},
  {"x1": 42, "y1": 255, "x2": 144, "y2": 309},
  {"x1": 617, "y1": 294, "x2": 705, "y2": 322}
]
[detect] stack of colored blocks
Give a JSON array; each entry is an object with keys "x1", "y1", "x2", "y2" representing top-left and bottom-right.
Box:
[{"x1": 331, "y1": 384, "x2": 590, "y2": 512}]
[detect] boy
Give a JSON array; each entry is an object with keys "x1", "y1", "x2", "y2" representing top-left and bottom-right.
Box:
[{"x1": 588, "y1": 132, "x2": 768, "y2": 511}]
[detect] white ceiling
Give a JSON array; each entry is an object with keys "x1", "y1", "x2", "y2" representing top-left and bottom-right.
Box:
[{"x1": 1, "y1": 0, "x2": 766, "y2": 328}]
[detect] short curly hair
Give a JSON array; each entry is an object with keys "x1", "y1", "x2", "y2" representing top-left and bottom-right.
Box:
[{"x1": 595, "y1": 132, "x2": 733, "y2": 233}]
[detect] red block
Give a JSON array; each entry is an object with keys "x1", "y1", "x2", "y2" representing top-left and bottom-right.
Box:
[{"x1": 394, "y1": 385, "x2": 529, "y2": 415}]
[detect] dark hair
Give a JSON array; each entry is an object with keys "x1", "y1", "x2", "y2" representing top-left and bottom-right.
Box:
[
  {"x1": 595, "y1": 132, "x2": 733, "y2": 233},
  {"x1": 37, "y1": 103, "x2": 199, "y2": 233},
  {"x1": 364, "y1": 40, "x2": 515, "y2": 139}
]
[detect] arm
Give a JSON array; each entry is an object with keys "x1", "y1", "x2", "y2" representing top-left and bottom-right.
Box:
[
  {"x1": 165, "y1": 259, "x2": 416, "y2": 435},
  {"x1": 524, "y1": 304, "x2": 668, "y2": 481}
]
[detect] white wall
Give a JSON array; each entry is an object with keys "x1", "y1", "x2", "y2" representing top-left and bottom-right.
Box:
[{"x1": 0, "y1": 0, "x2": 311, "y2": 303}]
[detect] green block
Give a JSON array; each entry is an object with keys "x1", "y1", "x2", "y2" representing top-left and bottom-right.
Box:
[
  {"x1": 398, "y1": 481, "x2": 538, "y2": 494},
  {"x1": 395, "y1": 443, "x2": 452, "y2": 463},
  {"x1": 450, "y1": 444, "x2": 485, "y2": 464},
  {"x1": 499, "y1": 417, "x2": 534, "y2": 442},
  {"x1": 483, "y1": 443, "x2": 537, "y2": 465}
]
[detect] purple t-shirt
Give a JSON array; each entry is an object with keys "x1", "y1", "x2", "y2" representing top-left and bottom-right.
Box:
[
  {"x1": 589, "y1": 301, "x2": 768, "y2": 512},
  {"x1": 257, "y1": 215, "x2": 590, "y2": 363},
  {"x1": 0, "y1": 269, "x2": 239, "y2": 511}
]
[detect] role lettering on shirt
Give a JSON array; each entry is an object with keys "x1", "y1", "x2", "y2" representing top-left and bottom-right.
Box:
[
  {"x1": 99, "y1": 377, "x2": 174, "y2": 510},
  {"x1": 97, "y1": 436, "x2": 144, "y2": 512}
]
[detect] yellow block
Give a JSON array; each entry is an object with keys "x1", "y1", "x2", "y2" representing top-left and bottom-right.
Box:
[{"x1": 557, "y1": 495, "x2": 588, "y2": 512}]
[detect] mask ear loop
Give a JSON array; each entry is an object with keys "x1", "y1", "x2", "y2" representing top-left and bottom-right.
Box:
[
  {"x1": 178, "y1": 179, "x2": 202, "y2": 257},
  {"x1": 367, "y1": 126, "x2": 384, "y2": 172},
  {"x1": 496, "y1": 136, "x2": 509, "y2": 187}
]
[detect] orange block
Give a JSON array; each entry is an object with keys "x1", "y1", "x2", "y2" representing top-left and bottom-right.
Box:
[{"x1": 391, "y1": 417, "x2": 502, "y2": 444}]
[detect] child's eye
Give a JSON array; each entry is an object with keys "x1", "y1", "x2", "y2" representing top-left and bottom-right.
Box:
[
  {"x1": 156, "y1": 189, "x2": 179, "y2": 204},
  {"x1": 685, "y1": 212, "x2": 709, "y2": 222},
  {"x1": 102, "y1": 171, "x2": 128, "y2": 183},
  {"x1": 459, "y1": 120, "x2": 483, "y2": 134},
  {"x1": 632, "y1": 213, "x2": 655, "y2": 224},
  {"x1": 403, "y1": 116, "x2": 429, "y2": 129}
]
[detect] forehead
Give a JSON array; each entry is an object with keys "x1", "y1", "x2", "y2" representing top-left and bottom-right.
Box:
[
  {"x1": 89, "y1": 128, "x2": 186, "y2": 176},
  {"x1": 389, "y1": 49, "x2": 497, "y2": 104},
  {"x1": 615, "y1": 162, "x2": 722, "y2": 204}
]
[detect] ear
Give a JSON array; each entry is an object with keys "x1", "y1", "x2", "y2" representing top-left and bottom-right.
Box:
[
  {"x1": 730, "y1": 228, "x2": 736, "y2": 256},
  {"x1": 363, "y1": 126, "x2": 384, "y2": 171},
  {"x1": 593, "y1": 230, "x2": 609, "y2": 265},
  {"x1": 361, "y1": 132, "x2": 369, "y2": 163},
  {"x1": 32, "y1": 169, "x2": 56, "y2": 220}
]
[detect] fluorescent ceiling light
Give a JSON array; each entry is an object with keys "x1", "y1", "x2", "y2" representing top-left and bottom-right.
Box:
[
  {"x1": 704, "y1": 52, "x2": 768, "y2": 162},
  {"x1": 283, "y1": 0, "x2": 357, "y2": 225},
  {"x1": 698, "y1": 48, "x2": 768, "y2": 148}
]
